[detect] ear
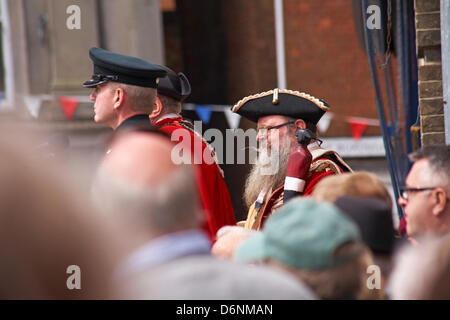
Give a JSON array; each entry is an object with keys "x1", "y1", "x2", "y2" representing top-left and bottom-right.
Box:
[
  {"x1": 149, "y1": 96, "x2": 163, "y2": 124},
  {"x1": 431, "y1": 188, "x2": 448, "y2": 216},
  {"x1": 113, "y1": 87, "x2": 124, "y2": 110},
  {"x1": 294, "y1": 119, "x2": 306, "y2": 130}
]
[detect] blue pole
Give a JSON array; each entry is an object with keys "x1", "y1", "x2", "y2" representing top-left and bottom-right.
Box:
[{"x1": 361, "y1": 0, "x2": 403, "y2": 219}]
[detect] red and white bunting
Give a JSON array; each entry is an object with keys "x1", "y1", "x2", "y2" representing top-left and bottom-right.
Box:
[
  {"x1": 317, "y1": 112, "x2": 334, "y2": 133},
  {"x1": 348, "y1": 118, "x2": 368, "y2": 140},
  {"x1": 59, "y1": 96, "x2": 79, "y2": 121}
]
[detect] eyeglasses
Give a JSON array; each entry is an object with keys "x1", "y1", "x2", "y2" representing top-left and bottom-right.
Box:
[
  {"x1": 399, "y1": 186, "x2": 437, "y2": 200},
  {"x1": 257, "y1": 121, "x2": 295, "y2": 135}
]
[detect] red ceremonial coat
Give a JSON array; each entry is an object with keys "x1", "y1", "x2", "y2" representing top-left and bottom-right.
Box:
[{"x1": 156, "y1": 115, "x2": 236, "y2": 240}]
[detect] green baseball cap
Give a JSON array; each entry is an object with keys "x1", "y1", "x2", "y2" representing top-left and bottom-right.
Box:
[{"x1": 234, "y1": 198, "x2": 361, "y2": 270}]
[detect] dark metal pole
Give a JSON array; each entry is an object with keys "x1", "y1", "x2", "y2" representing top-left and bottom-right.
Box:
[{"x1": 361, "y1": 0, "x2": 403, "y2": 219}]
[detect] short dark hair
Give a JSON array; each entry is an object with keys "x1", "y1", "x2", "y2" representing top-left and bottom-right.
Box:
[
  {"x1": 158, "y1": 93, "x2": 182, "y2": 114},
  {"x1": 409, "y1": 146, "x2": 450, "y2": 186},
  {"x1": 305, "y1": 121, "x2": 317, "y2": 135}
]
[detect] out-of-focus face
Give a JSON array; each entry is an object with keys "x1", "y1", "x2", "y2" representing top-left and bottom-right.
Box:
[
  {"x1": 90, "y1": 83, "x2": 116, "y2": 127},
  {"x1": 211, "y1": 227, "x2": 255, "y2": 260},
  {"x1": 101, "y1": 132, "x2": 176, "y2": 187},
  {"x1": 398, "y1": 159, "x2": 436, "y2": 237},
  {"x1": 256, "y1": 115, "x2": 296, "y2": 152}
]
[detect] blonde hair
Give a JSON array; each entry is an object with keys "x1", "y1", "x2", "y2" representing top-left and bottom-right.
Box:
[
  {"x1": 158, "y1": 93, "x2": 182, "y2": 114},
  {"x1": 266, "y1": 241, "x2": 368, "y2": 299},
  {"x1": 110, "y1": 82, "x2": 157, "y2": 113},
  {"x1": 312, "y1": 171, "x2": 392, "y2": 209}
]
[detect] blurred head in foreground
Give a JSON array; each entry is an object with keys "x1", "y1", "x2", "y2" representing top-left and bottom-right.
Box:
[
  {"x1": 334, "y1": 196, "x2": 400, "y2": 299},
  {"x1": 92, "y1": 130, "x2": 318, "y2": 300},
  {"x1": 211, "y1": 226, "x2": 256, "y2": 260},
  {"x1": 92, "y1": 129, "x2": 202, "y2": 242},
  {"x1": 0, "y1": 131, "x2": 126, "y2": 299},
  {"x1": 234, "y1": 199, "x2": 370, "y2": 299},
  {"x1": 312, "y1": 171, "x2": 393, "y2": 210},
  {"x1": 390, "y1": 234, "x2": 450, "y2": 299}
]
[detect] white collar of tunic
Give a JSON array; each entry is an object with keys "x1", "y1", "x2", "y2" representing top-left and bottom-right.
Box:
[{"x1": 155, "y1": 113, "x2": 182, "y2": 125}]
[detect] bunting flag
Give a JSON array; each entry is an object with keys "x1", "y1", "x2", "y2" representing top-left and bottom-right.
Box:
[
  {"x1": 195, "y1": 105, "x2": 212, "y2": 124},
  {"x1": 223, "y1": 108, "x2": 241, "y2": 129},
  {"x1": 317, "y1": 112, "x2": 333, "y2": 133},
  {"x1": 59, "y1": 97, "x2": 78, "y2": 121},
  {"x1": 348, "y1": 118, "x2": 368, "y2": 140},
  {"x1": 24, "y1": 96, "x2": 42, "y2": 119}
]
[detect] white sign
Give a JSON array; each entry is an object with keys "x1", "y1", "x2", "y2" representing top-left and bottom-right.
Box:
[{"x1": 321, "y1": 136, "x2": 385, "y2": 158}]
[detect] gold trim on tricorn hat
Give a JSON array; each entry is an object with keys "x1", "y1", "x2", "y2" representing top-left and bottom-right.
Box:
[
  {"x1": 272, "y1": 88, "x2": 279, "y2": 104},
  {"x1": 232, "y1": 88, "x2": 329, "y2": 113}
]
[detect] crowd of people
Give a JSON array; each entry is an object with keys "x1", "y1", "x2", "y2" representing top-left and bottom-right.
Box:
[{"x1": 1, "y1": 47, "x2": 449, "y2": 300}]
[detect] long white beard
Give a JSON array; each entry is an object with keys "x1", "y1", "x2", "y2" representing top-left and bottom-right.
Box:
[{"x1": 243, "y1": 135, "x2": 296, "y2": 208}]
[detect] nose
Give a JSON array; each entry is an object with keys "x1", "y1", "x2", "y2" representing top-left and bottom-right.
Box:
[
  {"x1": 256, "y1": 131, "x2": 262, "y2": 142},
  {"x1": 398, "y1": 196, "x2": 407, "y2": 207},
  {"x1": 90, "y1": 89, "x2": 97, "y2": 102},
  {"x1": 256, "y1": 129, "x2": 269, "y2": 142}
]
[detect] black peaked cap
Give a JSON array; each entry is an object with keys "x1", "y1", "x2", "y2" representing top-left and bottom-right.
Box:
[
  {"x1": 334, "y1": 196, "x2": 395, "y2": 255},
  {"x1": 83, "y1": 47, "x2": 167, "y2": 88},
  {"x1": 157, "y1": 66, "x2": 191, "y2": 102},
  {"x1": 231, "y1": 89, "x2": 330, "y2": 124}
]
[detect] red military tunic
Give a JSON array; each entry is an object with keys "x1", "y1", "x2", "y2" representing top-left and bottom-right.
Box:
[
  {"x1": 156, "y1": 115, "x2": 236, "y2": 240},
  {"x1": 242, "y1": 143, "x2": 352, "y2": 230}
]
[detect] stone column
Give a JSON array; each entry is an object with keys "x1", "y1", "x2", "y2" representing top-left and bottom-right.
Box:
[{"x1": 98, "y1": 0, "x2": 164, "y2": 65}]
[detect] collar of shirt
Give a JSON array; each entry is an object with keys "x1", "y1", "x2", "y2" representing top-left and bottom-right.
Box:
[
  {"x1": 116, "y1": 114, "x2": 150, "y2": 131},
  {"x1": 114, "y1": 229, "x2": 211, "y2": 280},
  {"x1": 155, "y1": 113, "x2": 183, "y2": 126},
  {"x1": 307, "y1": 141, "x2": 321, "y2": 152}
]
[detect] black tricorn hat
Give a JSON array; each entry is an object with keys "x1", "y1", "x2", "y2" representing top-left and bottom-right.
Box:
[
  {"x1": 231, "y1": 89, "x2": 330, "y2": 124},
  {"x1": 157, "y1": 66, "x2": 191, "y2": 102},
  {"x1": 83, "y1": 47, "x2": 167, "y2": 88}
]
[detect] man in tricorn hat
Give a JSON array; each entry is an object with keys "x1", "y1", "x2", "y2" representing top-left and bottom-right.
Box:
[
  {"x1": 150, "y1": 66, "x2": 236, "y2": 240},
  {"x1": 83, "y1": 47, "x2": 167, "y2": 130},
  {"x1": 232, "y1": 89, "x2": 352, "y2": 230}
]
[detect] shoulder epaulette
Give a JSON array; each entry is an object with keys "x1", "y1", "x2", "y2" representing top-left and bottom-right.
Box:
[{"x1": 308, "y1": 159, "x2": 343, "y2": 178}]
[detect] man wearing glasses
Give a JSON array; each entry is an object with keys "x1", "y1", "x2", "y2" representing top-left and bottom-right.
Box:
[
  {"x1": 398, "y1": 146, "x2": 450, "y2": 241},
  {"x1": 231, "y1": 89, "x2": 352, "y2": 230}
]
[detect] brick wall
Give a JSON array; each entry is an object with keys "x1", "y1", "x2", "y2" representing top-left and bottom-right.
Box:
[
  {"x1": 175, "y1": 0, "x2": 380, "y2": 137},
  {"x1": 283, "y1": 0, "x2": 380, "y2": 137},
  {"x1": 415, "y1": 0, "x2": 446, "y2": 146},
  {"x1": 222, "y1": 0, "x2": 277, "y2": 104},
  {"x1": 221, "y1": 0, "x2": 381, "y2": 137}
]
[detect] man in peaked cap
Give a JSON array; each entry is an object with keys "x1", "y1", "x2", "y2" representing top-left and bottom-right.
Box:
[
  {"x1": 83, "y1": 47, "x2": 167, "y2": 130},
  {"x1": 231, "y1": 89, "x2": 352, "y2": 230},
  {"x1": 150, "y1": 66, "x2": 236, "y2": 241}
]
